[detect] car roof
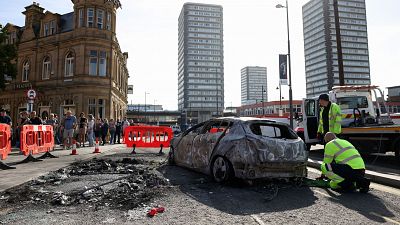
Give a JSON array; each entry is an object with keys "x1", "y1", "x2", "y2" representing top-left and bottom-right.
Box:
[{"x1": 212, "y1": 116, "x2": 287, "y2": 125}]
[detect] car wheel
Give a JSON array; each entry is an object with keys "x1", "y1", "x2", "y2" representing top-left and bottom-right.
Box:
[
  {"x1": 168, "y1": 146, "x2": 175, "y2": 165},
  {"x1": 211, "y1": 156, "x2": 233, "y2": 183}
]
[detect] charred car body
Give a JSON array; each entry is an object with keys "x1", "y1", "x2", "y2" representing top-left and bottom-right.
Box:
[{"x1": 169, "y1": 117, "x2": 308, "y2": 182}]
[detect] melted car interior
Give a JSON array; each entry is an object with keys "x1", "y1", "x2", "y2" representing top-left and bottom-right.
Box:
[{"x1": 249, "y1": 122, "x2": 298, "y2": 139}]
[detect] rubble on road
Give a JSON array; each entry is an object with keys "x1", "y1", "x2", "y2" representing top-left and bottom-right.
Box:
[{"x1": 0, "y1": 157, "x2": 170, "y2": 211}]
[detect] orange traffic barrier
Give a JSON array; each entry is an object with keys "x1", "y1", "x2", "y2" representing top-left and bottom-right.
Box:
[
  {"x1": 124, "y1": 126, "x2": 173, "y2": 154},
  {"x1": 93, "y1": 138, "x2": 101, "y2": 154},
  {"x1": 19, "y1": 125, "x2": 56, "y2": 163},
  {"x1": 0, "y1": 124, "x2": 14, "y2": 170},
  {"x1": 0, "y1": 124, "x2": 11, "y2": 160}
]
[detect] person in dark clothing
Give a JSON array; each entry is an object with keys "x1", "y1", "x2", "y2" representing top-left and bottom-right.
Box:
[
  {"x1": 101, "y1": 119, "x2": 109, "y2": 146},
  {"x1": 29, "y1": 111, "x2": 43, "y2": 125},
  {"x1": 0, "y1": 109, "x2": 12, "y2": 125},
  {"x1": 94, "y1": 118, "x2": 102, "y2": 142},
  {"x1": 115, "y1": 119, "x2": 122, "y2": 144}
]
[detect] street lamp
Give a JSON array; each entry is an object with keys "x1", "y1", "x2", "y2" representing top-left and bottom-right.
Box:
[
  {"x1": 276, "y1": 85, "x2": 283, "y2": 116},
  {"x1": 276, "y1": 0, "x2": 294, "y2": 129},
  {"x1": 144, "y1": 92, "x2": 149, "y2": 123},
  {"x1": 261, "y1": 85, "x2": 266, "y2": 116}
]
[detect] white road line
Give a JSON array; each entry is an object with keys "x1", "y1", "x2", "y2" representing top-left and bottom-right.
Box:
[
  {"x1": 370, "y1": 212, "x2": 400, "y2": 225},
  {"x1": 314, "y1": 190, "x2": 400, "y2": 225},
  {"x1": 251, "y1": 215, "x2": 267, "y2": 225}
]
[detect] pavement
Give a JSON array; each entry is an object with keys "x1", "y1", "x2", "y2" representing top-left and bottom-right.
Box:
[{"x1": 0, "y1": 144, "x2": 128, "y2": 192}]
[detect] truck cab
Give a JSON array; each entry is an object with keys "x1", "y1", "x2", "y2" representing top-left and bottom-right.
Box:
[{"x1": 298, "y1": 86, "x2": 399, "y2": 158}]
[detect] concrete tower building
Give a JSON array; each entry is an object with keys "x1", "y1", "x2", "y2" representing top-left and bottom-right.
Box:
[
  {"x1": 302, "y1": 0, "x2": 371, "y2": 98},
  {"x1": 241, "y1": 66, "x2": 267, "y2": 106},
  {"x1": 178, "y1": 3, "x2": 224, "y2": 124}
]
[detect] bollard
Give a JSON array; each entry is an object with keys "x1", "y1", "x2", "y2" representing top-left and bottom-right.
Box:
[
  {"x1": 93, "y1": 138, "x2": 101, "y2": 154},
  {"x1": 70, "y1": 140, "x2": 78, "y2": 155}
]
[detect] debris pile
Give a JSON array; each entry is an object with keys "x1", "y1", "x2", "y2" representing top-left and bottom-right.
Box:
[{"x1": 0, "y1": 157, "x2": 170, "y2": 210}]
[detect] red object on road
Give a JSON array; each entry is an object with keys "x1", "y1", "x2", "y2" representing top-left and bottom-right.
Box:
[
  {"x1": 70, "y1": 140, "x2": 78, "y2": 155},
  {"x1": 0, "y1": 124, "x2": 11, "y2": 160},
  {"x1": 124, "y1": 126, "x2": 173, "y2": 149},
  {"x1": 156, "y1": 206, "x2": 165, "y2": 213},
  {"x1": 147, "y1": 208, "x2": 158, "y2": 217},
  {"x1": 93, "y1": 138, "x2": 101, "y2": 154}
]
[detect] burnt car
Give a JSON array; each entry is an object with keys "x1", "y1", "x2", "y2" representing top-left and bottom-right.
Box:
[{"x1": 168, "y1": 117, "x2": 308, "y2": 182}]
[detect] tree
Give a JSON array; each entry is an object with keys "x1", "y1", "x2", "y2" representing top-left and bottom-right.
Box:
[{"x1": 0, "y1": 24, "x2": 17, "y2": 90}]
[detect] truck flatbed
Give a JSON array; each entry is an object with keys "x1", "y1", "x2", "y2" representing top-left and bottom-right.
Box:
[{"x1": 342, "y1": 125, "x2": 400, "y2": 134}]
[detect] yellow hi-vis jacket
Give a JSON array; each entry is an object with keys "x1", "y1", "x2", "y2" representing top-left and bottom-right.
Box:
[
  {"x1": 318, "y1": 102, "x2": 342, "y2": 134},
  {"x1": 322, "y1": 138, "x2": 365, "y2": 170}
]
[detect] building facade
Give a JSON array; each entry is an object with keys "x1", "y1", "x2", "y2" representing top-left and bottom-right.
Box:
[
  {"x1": 241, "y1": 66, "x2": 267, "y2": 106},
  {"x1": 302, "y1": 0, "x2": 371, "y2": 98},
  {"x1": 178, "y1": 3, "x2": 224, "y2": 124},
  {"x1": 1, "y1": 0, "x2": 128, "y2": 123}
]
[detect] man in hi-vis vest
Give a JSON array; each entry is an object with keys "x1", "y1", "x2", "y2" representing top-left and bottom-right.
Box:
[
  {"x1": 320, "y1": 132, "x2": 370, "y2": 193},
  {"x1": 317, "y1": 94, "x2": 341, "y2": 141}
]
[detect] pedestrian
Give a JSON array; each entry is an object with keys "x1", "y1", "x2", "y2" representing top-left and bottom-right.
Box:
[
  {"x1": 46, "y1": 113, "x2": 58, "y2": 145},
  {"x1": 61, "y1": 110, "x2": 77, "y2": 150},
  {"x1": 122, "y1": 117, "x2": 130, "y2": 136},
  {"x1": 109, "y1": 118, "x2": 116, "y2": 144},
  {"x1": 101, "y1": 118, "x2": 109, "y2": 146},
  {"x1": 0, "y1": 109, "x2": 12, "y2": 125},
  {"x1": 87, "y1": 114, "x2": 95, "y2": 147},
  {"x1": 317, "y1": 94, "x2": 342, "y2": 142},
  {"x1": 94, "y1": 118, "x2": 102, "y2": 143},
  {"x1": 78, "y1": 112, "x2": 87, "y2": 147},
  {"x1": 115, "y1": 119, "x2": 122, "y2": 144},
  {"x1": 319, "y1": 132, "x2": 370, "y2": 193},
  {"x1": 16, "y1": 111, "x2": 30, "y2": 148},
  {"x1": 29, "y1": 111, "x2": 43, "y2": 125}
]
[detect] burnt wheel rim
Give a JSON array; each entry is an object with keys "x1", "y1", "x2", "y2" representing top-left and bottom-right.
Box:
[{"x1": 213, "y1": 157, "x2": 227, "y2": 182}]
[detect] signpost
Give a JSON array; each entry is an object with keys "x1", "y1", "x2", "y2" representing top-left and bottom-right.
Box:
[{"x1": 26, "y1": 89, "x2": 36, "y2": 113}]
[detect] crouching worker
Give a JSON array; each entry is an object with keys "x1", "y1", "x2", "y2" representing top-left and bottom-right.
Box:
[{"x1": 320, "y1": 132, "x2": 370, "y2": 193}]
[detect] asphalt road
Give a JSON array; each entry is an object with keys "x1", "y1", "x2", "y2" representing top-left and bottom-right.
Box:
[{"x1": 1, "y1": 147, "x2": 400, "y2": 225}]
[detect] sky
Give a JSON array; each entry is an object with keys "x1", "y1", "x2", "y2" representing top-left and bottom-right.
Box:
[{"x1": 1, "y1": 0, "x2": 400, "y2": 110}]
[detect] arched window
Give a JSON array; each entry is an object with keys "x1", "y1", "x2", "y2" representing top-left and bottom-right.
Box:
[
  {"x1": 65, "y1": 52, "x2": 74, "y2": 77},
  {"x1": 22, "y1": 61, "x2": 29, "y2": 82},
  {"x1": 42, "y1": 56, "x2": 51, "y2": 80}
]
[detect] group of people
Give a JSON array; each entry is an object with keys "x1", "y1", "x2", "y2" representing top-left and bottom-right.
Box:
[
  {"x1": 317, "y1": 93, "x2": 370, "y2": 193},
  {"x1": 0, "y1": 109, "x2": 132, "y2": 150}
]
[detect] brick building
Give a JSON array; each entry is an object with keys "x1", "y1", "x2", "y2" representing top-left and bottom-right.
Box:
[{"x1": 1, "y1": 0, "x2": 129, "y2": 123}]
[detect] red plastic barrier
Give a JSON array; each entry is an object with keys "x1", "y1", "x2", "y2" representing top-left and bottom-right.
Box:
[
  {"x1": 124, "y1": 126, "x2": 173, "y2": 148},
  {"x1": 20, "y1": 125, "x2": 54, "y2": 156},
  {"x1": 0, "y1": 124, "x2": 11, "y2": 160},
  {"x1": 210, "y1": 128, "x2": 225, "y2": 133}
]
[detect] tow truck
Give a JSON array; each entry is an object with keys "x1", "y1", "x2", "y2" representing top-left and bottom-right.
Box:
[{"x1": 297, "y1": 85, "x2": 400, "y2": 160}]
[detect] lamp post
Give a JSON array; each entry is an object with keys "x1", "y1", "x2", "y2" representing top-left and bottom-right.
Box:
[
  {"x1": 261, "y1": 85, "x2": 266, "y2": 116},
  {"x1": 276, "y1": 0, "x2": 294, "y2": 129},
  {"x1": 276, "y1": 85, "x2": 282, "y2": 116},
  {"x1": 144, "y1": 92, "x2": 149, "y2": 123}
]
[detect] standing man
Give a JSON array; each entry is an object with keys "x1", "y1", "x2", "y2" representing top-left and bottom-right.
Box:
[
  {"x1": 78, "y1": 112, "x2": 87, "y2": 147},
  {"x1": 115, "y1": 119, "x2": 122, "y2": 144},
  {"x1": 317, "y1": 94, "x2": 342, "y2": 141},
  {"x1": 0, "y1": 109, "x2": 12, "y2": 125},
  {"x1": 320, "y1": 132, "x2": 370, "y2": 193},
  {"x1": 61, "y1": 110, "x2": 77, "y2": 150},
  {"x1": 46, "y1": 114, "x2": 59, "y2": 145},
  {"x1": 29, "y1": 111, "x2": 43, "y2": 125}
]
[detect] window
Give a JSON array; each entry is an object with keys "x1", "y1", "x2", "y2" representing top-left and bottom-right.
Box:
[
  {"x1": 79, "y1": 8, "x2": 84, "y2": 27},
  {"x1": 44, "y1": 23, "x2": 49, "y2": 36},
  {"x1": 87, "y1": 8, "x2": 94, "y2": 27},
  {"x1": 50, "y1": 20, "x2": 56, "y2": 35},
  {"x1": 22, "y1": 61, "x2": 29, "y2": 82},
  {"x1": 249, "y1": 123, "x2": 297, "y2": 139},
  {"x1": 42, "y1": 56, "x2": 51, "y2": 80},
  {"x1": 89, "y1": 50, "x2": 98, "y2": 75},
  {"x1": 99, "y1": 51, "x2": 107, "y2": 76},
  {"x1": 336, "y1": 97, "x2": 369, "y2": 110},
  {"x1": 98, "y1": 99, "x2": 105, "y2": 119},
  {"x1": 97, "y1": 9, "x2": 104, "y2": 29},
  {"x1": 88, "y1": 98, "x2": 96, "y2": 116},
  {"x1": 65, "y1": 52, "x2": 74, "y2": 77},
  {"x1": 89, "y1": 50, "x2": 107, "y2": 76},
  {"x1": 106, "y1": 12, "x2": 111, "y2": 30}
]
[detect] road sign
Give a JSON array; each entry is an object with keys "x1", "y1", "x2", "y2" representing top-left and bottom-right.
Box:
[{"x1": 27, "y1": 89, "x2": 37, "y2": 100}]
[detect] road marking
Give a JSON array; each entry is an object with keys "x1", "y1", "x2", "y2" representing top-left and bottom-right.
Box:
[
  {"x1": 370, "y1": 212, "x2": 400, "y2": 225},
  {"x1": 251, "y1": 215, "x2": 267, "y2": 225},
  {"x1": 314, "y1": 190, "x2": 400, "y2": 225}
]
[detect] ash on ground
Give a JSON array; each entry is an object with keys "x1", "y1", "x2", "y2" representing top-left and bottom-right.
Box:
[{"x1": 0, "y1": 157, "x2": 170, "y2": 211}]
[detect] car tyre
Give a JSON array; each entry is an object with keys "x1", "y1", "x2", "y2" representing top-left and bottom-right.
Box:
[
  {"x1": 211, "y1": 156, "x2": 233, "y2": 183},
  {"x1": 168, "y1": 146, "x2": 175, "y2": 165}
]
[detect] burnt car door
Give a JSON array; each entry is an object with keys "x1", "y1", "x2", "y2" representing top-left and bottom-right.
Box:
[
  {"x1": 174, "y1": 123, "x2": 204, "y2": 167},
  {"x1": 191, "y1": 120, "x2": 231, "y2": 170},
  {"x1": 302, "y1": 98, "x2": 319, "y2": 144}
]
